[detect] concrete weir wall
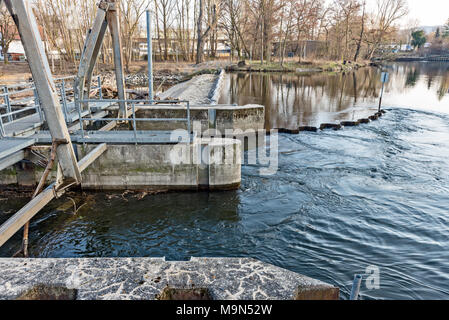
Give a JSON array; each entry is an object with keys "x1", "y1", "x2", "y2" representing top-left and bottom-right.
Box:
[
  {"x1": 136, "y1": 104, "x2": 265, "y2": 132},
  {"x1": 79, "y1": 138, "x2": 241, "y2": 191},
  {"x1": 0, "y1": 138, "x2": 241, "y2": 191}
]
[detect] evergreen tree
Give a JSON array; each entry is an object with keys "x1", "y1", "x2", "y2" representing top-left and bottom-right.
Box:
[
  {"x1": 411, "y1": 30, "x2": 427, "y2": 49},
  {"x1": 435, "y1": 27, "x2": 440, "y2": 38},
  {"x1": 443, "y1": 19, "x2": 449, "y2": 38}
]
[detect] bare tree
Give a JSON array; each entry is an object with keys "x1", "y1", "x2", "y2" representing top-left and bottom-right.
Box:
[
  {"x1": 353, "y1": 0, "x2": 366, "y2": 61},
  {"x1": 196, "y1": 0, "x2": 218, "y2": 64},
  {"x1": 154, "y1": 0, "x2": 176, "y2": 61},
  {"x1": 365, "y1": 0, "x2": 408, "y2": 59},
  {"x1": 0, "y1": 2, "x2": 17, "y2": 63},
  {"x1": 120, "y1": 0, "x2": 150, "y2": 72}
]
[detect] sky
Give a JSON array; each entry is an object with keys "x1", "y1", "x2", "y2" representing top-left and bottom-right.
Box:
[{"x1": 366, "y1": 0, "x2": 449, "y2": 27}]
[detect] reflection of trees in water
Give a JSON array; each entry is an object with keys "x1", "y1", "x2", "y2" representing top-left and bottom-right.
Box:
[
  {"x1": 405, "y1": 68, "x2": 420, "y2": 87},
  {"x1": 223, "y1": 69, "x2": 382, "y2": 128},
  {"x1": 437, "y1": 76, "x2": 449, "y2": 100},
  {"x1": 220, "y1": 63, "x2": 449, "y2": 128},
  {"x1": 394, "y1": 62, "x2": 449, "y2": 100}
]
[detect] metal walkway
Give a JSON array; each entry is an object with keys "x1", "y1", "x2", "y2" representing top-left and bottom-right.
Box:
[
  {"x1": 0, "y1": 76, "x2": 112, "y2": 138},
  {"x1": 0, "y1": 94, "x2": 193, "y2": 171},
  {"x1": 31, "y1": 130, "x2": 194, "y2": 144},
  {"x1": 0, "y1": 137, "x2": 36, "y2": 171}
]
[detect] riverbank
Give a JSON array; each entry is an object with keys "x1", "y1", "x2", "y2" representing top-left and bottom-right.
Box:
[
  {"x1": 225, "y1": 59, "x2": 369, "y2": 73},
  {"x1": 0, "y1": 59, "x2": 370, "y2": 89}
]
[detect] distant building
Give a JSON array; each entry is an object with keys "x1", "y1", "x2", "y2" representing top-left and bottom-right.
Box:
[
  {"x1": 0, "y1": 25, "x2": 46, "y2": 61},
  {"x1": 132, "y1": 29, "x2": 230, "y2": 61},
  {"x1": 400, "y1": 44, "x2": 413, "y2": 52}
]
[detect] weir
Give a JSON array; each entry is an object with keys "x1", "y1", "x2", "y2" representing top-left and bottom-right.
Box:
[
  {"x1": 0, "y1": 0, "x2": 339, "y2": 300},
  {"x1": 0, "y1": 0, "x2": 245, "y2": 249}
]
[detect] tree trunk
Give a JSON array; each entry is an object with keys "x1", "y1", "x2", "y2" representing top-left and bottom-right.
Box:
[
  {"x1": 354, "y1": 2, "x2": 366, "y2": 62},
  {"x1": 196, "y1": 0, "x2": 205, "y2": 64}
]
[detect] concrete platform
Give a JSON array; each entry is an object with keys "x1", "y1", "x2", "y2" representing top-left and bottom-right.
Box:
[{"x1": 0, "y1": 257, "x2": 339, "y2": 300}]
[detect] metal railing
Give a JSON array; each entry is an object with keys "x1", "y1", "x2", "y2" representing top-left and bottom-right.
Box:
[
  {"x1": 0, "y1": 76, "x2": 102, "y2": 137},
  {"x1": 78, "y1": 98, "x2": 192, "y2": 143},
  {"x1": 56, "y1": 75, "x2": 102, "y2": 121},
  {"x1": 0, "y1": 83, "x2": 43, "y2": 138}
]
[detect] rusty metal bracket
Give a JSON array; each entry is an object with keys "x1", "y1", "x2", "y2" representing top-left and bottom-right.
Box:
[{"x1": 98, "y1": 0, "x2": 116, "y2": 11}]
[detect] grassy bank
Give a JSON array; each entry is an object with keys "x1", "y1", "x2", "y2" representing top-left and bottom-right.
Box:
[{"x1": 226, "y1": 59, "x2": 369, "y2": 73}]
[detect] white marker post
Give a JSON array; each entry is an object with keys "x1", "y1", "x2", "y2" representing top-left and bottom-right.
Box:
[{"x1": 379, "y1": 71, "x2": 389, "y2": 112}]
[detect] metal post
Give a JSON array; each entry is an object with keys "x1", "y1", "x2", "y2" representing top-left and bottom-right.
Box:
[
  {"x1": 76, "y1": 3, "x2": 108, "y2": 117},
  {"x1": 4, "y1": 86, "x2": 12, "y2": 122},
  {"x1": 132, "y1": 103, "x2": 137, "y2": 144},
  {"x1": 349, "y1": 274, "x2": 363, "y2": 300},
  {"x1": 146, "y1": 10, "x2": 153, "y2": 101},
  {"x1": 7, "y1": 0, "x2": 81, "y2": 183},
  {"x1": 107, "y1": 2, "x2": 128, "y2": 119},
  {"x1": 186, "y1": 101, "x2": 191, "y2": 142},
  {"x1": 378, "y1": 81, "x2": 385, "y2": 112},
  {"x1": 379, "y1": 71, "x2": 389, "y2": 112},
  {"x1": 77, "y1": 97, "x2": 85, "y2": 139},
  {"x1": 33, "y1": 88, "x2": 44, "y2": 123},
  {"x1": 59, "y1": 80, "x2": 69, "y2": 121},
  {"x1": 98, "y1": 76, "x2": 103, "y2": 99},
  {"x1": 0, "y1": 115, "x2": 5, "y2": 137}
]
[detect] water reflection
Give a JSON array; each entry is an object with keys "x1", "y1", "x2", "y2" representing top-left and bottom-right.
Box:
[{"x1": 219, "y1": 62, "x2": 449, "y2": 129}]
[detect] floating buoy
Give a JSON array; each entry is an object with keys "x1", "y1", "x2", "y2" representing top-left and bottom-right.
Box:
[
  {"x1": 320, "y1": 123, "x2": 342, "y2": 130},
  {"x1": 380, "y1": 110, "x2": 387, "y2": 114},
  {"x1": 341, "y1": 121, "x2": 360, "y2": 127},
  {"x1": 358, "y1": 118, "x2": 370, "y2": 124},
  {"x1": 369, "y1": 115, "x2": 379, "y2": 121},
  {"x1": 299, "y1": 126, "x2": 318, "y2": 132},
  {"x1": 276, "y1": 128, "x2": 300, "y2": 134}
]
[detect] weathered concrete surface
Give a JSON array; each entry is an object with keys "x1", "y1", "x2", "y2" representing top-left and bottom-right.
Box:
[
  {"x1": 0, "y1": 257, "x2": 339, "y2": 300},
  {"x1": 208, "y1": 138, "x2": 241, "y2": 190},
  {"x1": 158, "y1": 74, "x2": 219, "y2": 104},
  {"x1": 0, "y1": 138, "x2": 242, "y2": 191},
  {"x1": 78, "y1": 138, "x2": 241, "y2": 191},
  {"x1": 210, "y1": 69, "x2": 226, "y2": 105},
  {"x1": 136, "y1": 104, "x2": 265, "y2": 132}
]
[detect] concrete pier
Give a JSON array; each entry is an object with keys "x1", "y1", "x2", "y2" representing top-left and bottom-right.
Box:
[
  {"x1": 0, "y1": 257, "x2": 339, "y2": 300},
  {"x1": 0, "y1": 137, "x2": 242, "y2": 191},
  {"x1": 79, "y1": 138, "x2": 241, "y2": 191}
]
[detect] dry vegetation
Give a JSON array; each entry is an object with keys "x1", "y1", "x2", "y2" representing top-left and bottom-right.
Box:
[{"x1": 0, "y1": 0, "x2": 412, "y2": 70}]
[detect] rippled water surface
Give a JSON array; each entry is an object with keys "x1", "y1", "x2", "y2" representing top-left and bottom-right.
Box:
[{"x1": 2, "y1": 62, "x2": 449, "y2": 300}]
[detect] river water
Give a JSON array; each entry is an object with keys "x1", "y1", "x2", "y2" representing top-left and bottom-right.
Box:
[
  {"x1": 219, "y1": 62, "x2": 449, "y2": 129},
  {"x1": 1, "y1": 62, "x2": 449, "y2": 300}
]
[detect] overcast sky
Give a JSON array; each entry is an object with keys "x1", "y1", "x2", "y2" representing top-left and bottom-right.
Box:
[
  {"x1": 406, "y1": 0, "x2": 449, "y2": 26},
  {"x1": 365, "y1": 0, "x2": 449, "y2": 27}
]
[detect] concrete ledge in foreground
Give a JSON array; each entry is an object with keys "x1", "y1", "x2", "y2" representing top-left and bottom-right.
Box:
[{"x1": 0, "y1": 257, "x2": 339, "y2": 300}]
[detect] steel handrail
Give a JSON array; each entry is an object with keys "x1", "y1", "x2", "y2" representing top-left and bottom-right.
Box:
[{"x1": 77, "y1": 98, "x2": 192, "y2": 144}]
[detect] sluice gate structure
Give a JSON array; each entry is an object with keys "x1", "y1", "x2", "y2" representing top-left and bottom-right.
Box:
[{"x1": 0, "y1": 0, "x2": 339, "y2": 300}]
